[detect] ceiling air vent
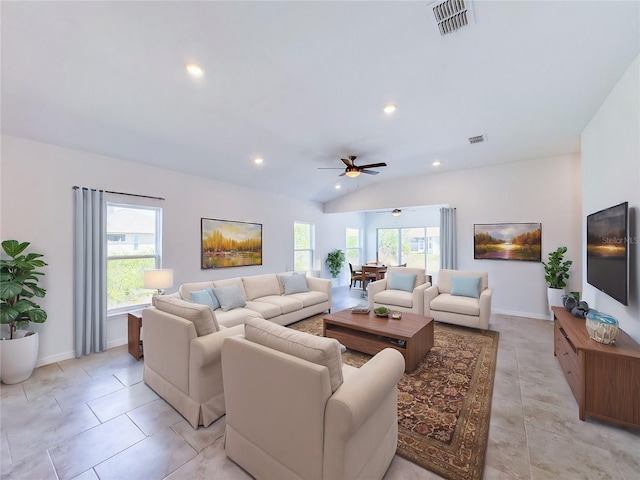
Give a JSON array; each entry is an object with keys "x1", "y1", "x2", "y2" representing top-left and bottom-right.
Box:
[
  {"x1": 429, "y1": 0, "x2": 475, "y2": 36},
  {"x1": 468, "y1": 134, "x2": 486, "y2": 144}
]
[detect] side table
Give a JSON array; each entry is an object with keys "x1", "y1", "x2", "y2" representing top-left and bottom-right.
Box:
[{"x1": 128, "y1": 310, "x2": 144, "y2": 360}]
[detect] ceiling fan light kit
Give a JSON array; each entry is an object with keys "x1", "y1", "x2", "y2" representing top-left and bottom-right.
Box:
[{"x1": 392, "y1": 209, "x2": 402, "y2": 217}]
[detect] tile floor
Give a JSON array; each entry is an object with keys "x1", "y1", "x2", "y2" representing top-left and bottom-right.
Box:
[{"x1": 1, "y1": 287, "x2": 638, "y2": 480}]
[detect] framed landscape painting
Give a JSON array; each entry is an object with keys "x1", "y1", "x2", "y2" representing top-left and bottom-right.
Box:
[
  {"x1": 474, "y1": 223, "x2": 541, "y2": 261},
  {"x1": 201, "y1": 218, "x2": 262, "y2": 269}
]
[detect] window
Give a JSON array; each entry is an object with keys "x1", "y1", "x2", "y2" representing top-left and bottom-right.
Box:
[
  {"x1": 376, "y1": 226, "x2": 440, "y2": 274},
  {"x1": 107, "y1": 203, "x2": 162, "y2": 312},
  {"x1": 345, "y1": 228, "x2": 361, "y2": 266},
  {"x1": 294, "y1": 222, "x2": 314, "y2": 272}
]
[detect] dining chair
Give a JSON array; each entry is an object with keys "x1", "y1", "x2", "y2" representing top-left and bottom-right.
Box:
[
  {"x1": 361, "y1": 265, "x2": 379, "y2": 289},
  {"x1": 349, "y1": 263, "x2": 363, "y2": 290}
]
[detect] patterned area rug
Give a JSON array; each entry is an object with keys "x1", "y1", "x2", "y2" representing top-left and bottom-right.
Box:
[{"x1": 289, "y1": 314, "x2": 499, "y2": 480}]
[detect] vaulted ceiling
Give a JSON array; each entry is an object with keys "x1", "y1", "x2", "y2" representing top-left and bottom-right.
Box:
[{"x1": 2, "y1": 1, "x2": 639, "y2": 203}]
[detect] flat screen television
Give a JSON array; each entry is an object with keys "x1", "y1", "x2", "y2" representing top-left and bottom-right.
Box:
[{"x1": 586, "y1": 201, "x2": 629, "y2": 305}]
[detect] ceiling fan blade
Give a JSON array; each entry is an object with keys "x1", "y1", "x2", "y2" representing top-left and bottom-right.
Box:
[
  {"x1": 358, "y1": 162, "x2": 387, "y2": 169},
  {"x1": 317, "y1": 167, "x2": 345, "y2": 170},
  {"x1": 360, "y1": 169, "x2": 380, "y2": 175},
  {"x1": 338, "y1": 172, "x2": 346, "y2": 177},
  {"x1": 341, "y1": 157, "x2": 354, "y2": 167}
]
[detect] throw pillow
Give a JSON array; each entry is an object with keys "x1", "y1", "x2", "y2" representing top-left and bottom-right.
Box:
[
  {"x1": 279, "y1": 273, "x2": 310, "y2": 295},
  {"x1": 190, "y1": 287, "x2": 221, "y2": 311},
  {"x1": 388, "y1": 273, "x2": 417, "y2": 292},
  {"x1": 212, "y1": 284, "x2": 247, "y2": 312},
  {"x1": 451, "y1": 275, "x2": 482, "y2": 299}
]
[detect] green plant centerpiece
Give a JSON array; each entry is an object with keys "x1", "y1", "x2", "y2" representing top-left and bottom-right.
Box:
[
  {"x1": 542, "y1": 246, "x2": 572, "y2": 289},
  {"x1": 0, "y1": 240, "x2": 48, "y2": 339},
  {"x1": 325, "y1": 249, "x2": 346, "y2": 278}
]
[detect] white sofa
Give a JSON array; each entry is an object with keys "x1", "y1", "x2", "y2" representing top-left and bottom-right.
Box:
[
  {"x1": 222, "y1": 317, "x2": 405, "y2": 480},
  {"x1": 142, "y1": 272, "x2": 332, "y2": 428},
  {"x1": 424, "y1": 269, "x2": 492, "y2": 331},
  {"x1": 367, "y1": 267, "x2": 431, "y2": 315},
  {"x1": 179, "y1": 273, "x2": 332, "y2": 327}
]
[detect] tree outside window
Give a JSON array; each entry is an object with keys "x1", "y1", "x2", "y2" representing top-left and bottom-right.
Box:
[
  {"x1": 345, "y1": 228, "x2": 361, "y2": 266},
  {"x1": 294, "y1": 222, "x2": 314, "y2": 272}
]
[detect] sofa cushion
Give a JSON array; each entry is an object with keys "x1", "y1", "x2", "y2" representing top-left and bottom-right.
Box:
[
  {"x1": 245, "y1": 317, "x2": 343, "y2": 393},
  {"x1": 212, "y1": 284, "x2": 247, "y2": 312},
  {"x1": 190, "y1": 287, "x2": 221, "y2": 311},
  {"x1": 279, "y1": 273, "x2": 310, "y2": 295},
  {"x1": 216, "y1": 308, "x2": 263, "y2": 328},
  {"x1": 374, "y1": 289, "x2": 413, "y2": 308},
  {"x1": 242, "y1": 274, "x2": 281, "y2": 301},
  {"x1": 254, "y1": 295, "x2": 304, "y2": 314},
  {"x1": 288, "y1": 290, "x2": 328, "y2": 308},
  {"x1": 451, "y1": 275, "x2": 482, "y2": 299},
  {"x1": 245, "y1": 300, "x2": 281, "y2": 319},
  {"x1": 388, "y1": 273, "x2": 417, "y2": 292},
  {"x1": 154, "y1": 295, "x2": 219, "y2": 335},
  {"x1": 430, "y1": 293, "x2": 480, "y2": 316}
]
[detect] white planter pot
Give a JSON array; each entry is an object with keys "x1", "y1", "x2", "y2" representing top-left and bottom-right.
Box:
[
  {"x1": 0, "y1": 331, "x2": 39, "y2": 384},
  {"x1": 547, "y1": 287, "x2": 566, "y2": 313}
]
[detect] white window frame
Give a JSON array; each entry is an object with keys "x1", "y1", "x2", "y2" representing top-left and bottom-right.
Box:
[
  {"x1": 107, "y1": 202, "x2": 163, "y2": 315},
  {"x1": 345, "y1": 227, "x2": 362, "y2": 266}
]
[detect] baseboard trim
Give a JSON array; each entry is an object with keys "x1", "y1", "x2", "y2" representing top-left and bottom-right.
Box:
[
  {"x1": 492, "y1": 308, "x2": 553, "y2": 321},
  {"x1": 36, "y1": 337, "x2": 128, "y2": 367}
]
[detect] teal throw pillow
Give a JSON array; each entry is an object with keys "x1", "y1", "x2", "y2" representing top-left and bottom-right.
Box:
[
  {"x1": 190, "y1": 287, "x2": 220, "y2": 310},
  {"x1": 211, "y1": 284, "x2": 247, "y2": 311},
  {"x1": 450, "y1": 276, "x2": 482, "y2": 299},
  {"x1": 388, "y1": 273, "x2": 417, "y2": 292},
  {"x1": 280, "y1": 273, "x2": 309, "y2": 295}
]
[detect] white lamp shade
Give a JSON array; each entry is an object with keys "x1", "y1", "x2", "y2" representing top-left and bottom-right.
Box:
[{"x1": 143, "y1": 269, "x2": 174, "y2": 290}]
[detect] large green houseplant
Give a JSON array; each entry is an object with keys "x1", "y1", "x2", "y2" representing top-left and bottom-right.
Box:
[
  {"x1": 0, "y1": 240, "x2": 47, "y2": 384},
  {"x1": 325, "y1": 249, "x2": 346, "y2": 278},
  {"x1": 542, "y1": 246, "x2": 572, "y2": 314}
]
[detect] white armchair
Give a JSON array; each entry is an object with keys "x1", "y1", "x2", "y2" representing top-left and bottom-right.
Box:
[
  {"x1": 367, "y1": 267, "x2": 432, "y2": 315},
  {"x1": 222, "y1": 317, "x2": 404, "y2": 480},
  {"x1": 425, "y1": 269, "x2": 492, "y2": 331}
]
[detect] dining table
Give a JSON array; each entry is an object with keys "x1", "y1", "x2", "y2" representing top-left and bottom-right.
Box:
[{"x1": 361, "y1": 265, "x2": 387, "y2": 289}]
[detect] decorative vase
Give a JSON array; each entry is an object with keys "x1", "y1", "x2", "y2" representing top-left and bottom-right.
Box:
[
  {"x1": 585, "y1": 310, "x2": 619, "y2": 345},
  {"x1": 547, "y1": 287, "x2": 565, "y2": 313},
  {"x1": 0, "y1": 331, "x2": 39, "y2": 384}
]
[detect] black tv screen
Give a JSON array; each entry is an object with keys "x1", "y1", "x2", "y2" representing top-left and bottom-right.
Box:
[{"x1": 586, "y1": 202, "x2": 629, "y2": 305}]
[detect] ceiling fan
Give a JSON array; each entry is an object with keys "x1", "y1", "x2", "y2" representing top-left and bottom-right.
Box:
[{"x1": 318, "y1": 155, "x2": 387, "y2": 178}]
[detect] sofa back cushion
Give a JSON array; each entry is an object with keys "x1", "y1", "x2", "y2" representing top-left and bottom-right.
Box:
[
  {"x1": 154, "y1": 295, "x2": 219, "y2": 335},
  {"x1": 244, "y1": 317, "x2": 343, "y2": 393},
  {"x1": 437, "y1": 269, "x2": 488, "y2": 294},
  {"x1": 242, "y1": 274, "x2": 281, "y2": 301}
]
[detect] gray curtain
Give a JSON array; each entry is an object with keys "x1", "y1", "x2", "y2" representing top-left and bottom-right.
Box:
[
  {"x1": 440, "y1": 207, "x2": 457, "y2": 269},
  {"x1": 74, "y1": 188, "x2": 107, "y2": 357}
]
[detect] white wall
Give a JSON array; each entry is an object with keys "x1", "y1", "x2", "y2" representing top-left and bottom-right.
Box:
[
  {"x1": 325, "y1": 154, "x2": 583, "y2": 320},
  {"x1": 581, "y1": 54, "x2": 640, "y2": 343},
  {"x1": 0, "y1": 135, "x2": 360, "y2": 365}
]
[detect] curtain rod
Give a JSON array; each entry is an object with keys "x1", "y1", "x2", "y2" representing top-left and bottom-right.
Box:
[{"x1": 72, "y1": 186, "x2": 165, "y2": 201}]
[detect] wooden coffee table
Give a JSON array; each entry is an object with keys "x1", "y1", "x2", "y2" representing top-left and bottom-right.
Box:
[{"x1": 323, "y1": 309, "x2": 434, "y2": 372}]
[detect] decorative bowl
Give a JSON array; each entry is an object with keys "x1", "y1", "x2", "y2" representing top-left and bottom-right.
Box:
[{"x1": 585, "y1": 310, "x2": 619, "y2": 345}]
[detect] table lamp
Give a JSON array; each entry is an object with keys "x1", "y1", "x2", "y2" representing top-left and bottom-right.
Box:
[{"x1": 143, "y1": 268, "x2": 174, "y2": 305}]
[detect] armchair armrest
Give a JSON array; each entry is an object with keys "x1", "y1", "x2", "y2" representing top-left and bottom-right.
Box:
[
  {"x1": 366, "y1": 278, "x2": 386, "y2": 309},
  {"x1": 190, "y1": 324, "x2": 245, "y2": 369},
  {"x1": 411, "y1": 281, "x2": 431, "y2": 315},
  {"x1": 479, "y1": 288, "x2": 493, "y2": 329},
  {"x1": 326, "y1": 348, "x2": 404, "y2": 435},
  {"x1": 424, "y1": 285, "x2": 440, "y2": 316}
]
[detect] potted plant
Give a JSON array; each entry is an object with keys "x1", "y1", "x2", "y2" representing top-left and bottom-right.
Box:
[
  {"x1": 0, "y1": 240, "x2": 47, "y2": 384},
  {"x1": 542, "y1": 246, "x2": 572, "y2": 314},
  {"x1": 325, "y1": 249, "x2": 346, "y2": 286}
]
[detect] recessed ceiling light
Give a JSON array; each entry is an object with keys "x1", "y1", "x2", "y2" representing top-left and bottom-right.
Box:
[
  {"x1": 335, "y1": 184, "x2": 341, "y2": 189},
  {"x1": 383, "y1": 104, "x2": 397, "y2": 114},
  {"x1": 253, "y1": 157, "x2": 264, "y2": 165},
  {"x1": 432, "y1": 160, "x2": 441, "y2": 166},
  {"x1": 185, "y1": 63, "x2": 204, "y2": 77}
]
